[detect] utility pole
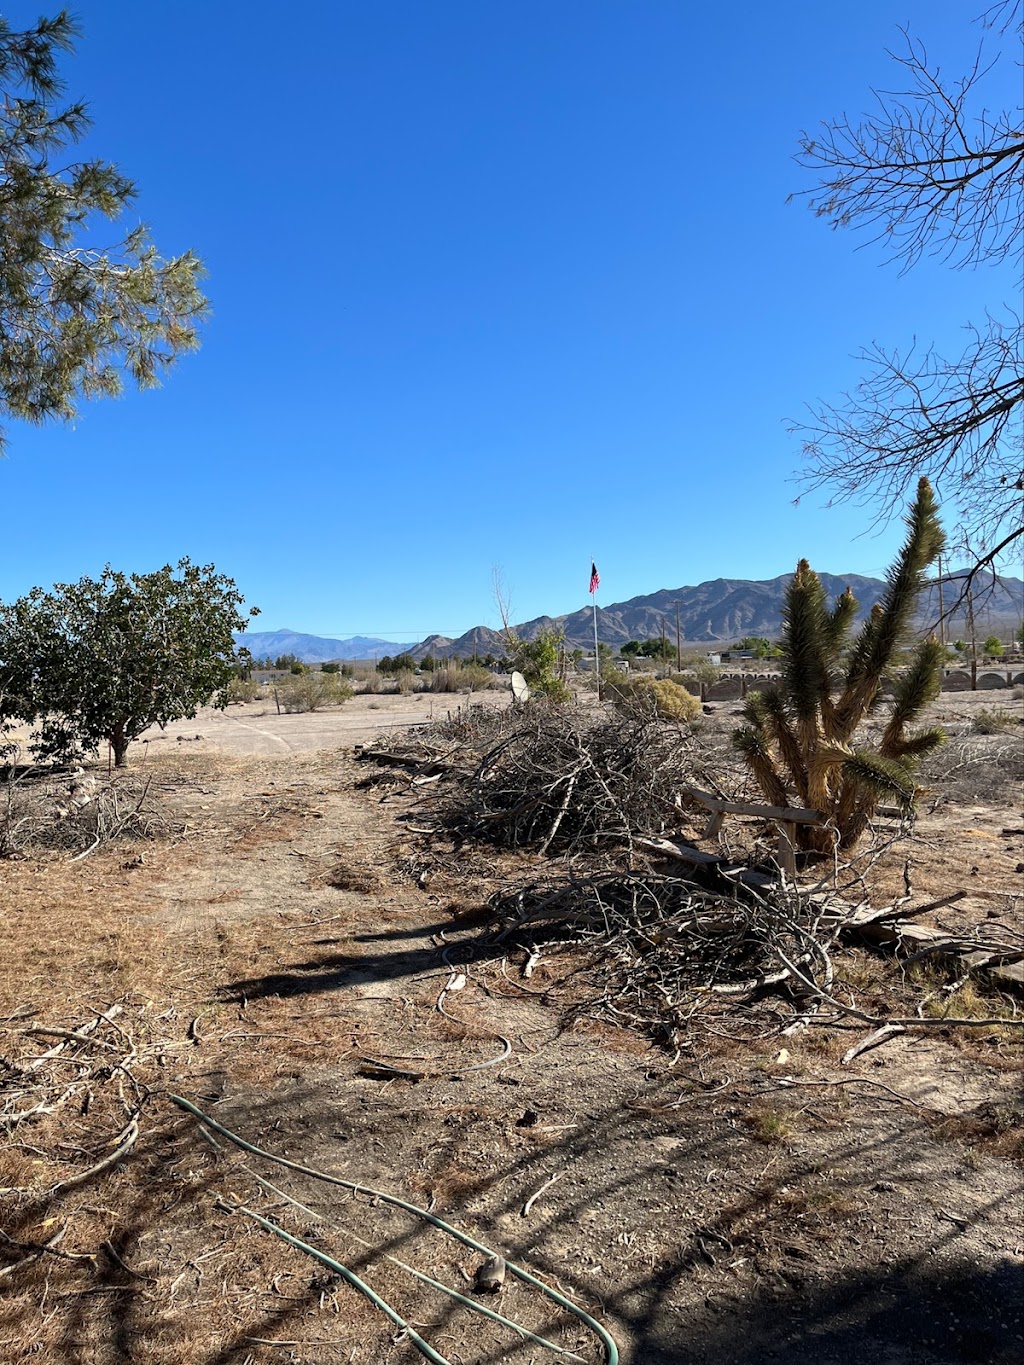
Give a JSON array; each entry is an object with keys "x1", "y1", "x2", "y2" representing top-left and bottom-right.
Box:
[
  {"x1": 674, "y1": 600, "x2": 682, "y2": 672},
  {"x1": 661, "y1": 617, "x2": 668, "y2": 669},
  {"x1": 936, "y1": 555, "x2": 945, "y2": 646}
]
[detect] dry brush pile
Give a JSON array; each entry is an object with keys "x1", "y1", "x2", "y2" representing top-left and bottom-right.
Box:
[
  {"x1": 0, "y1": 764, "x2": 171, "y2": 861},
  {"x1": 360, "y1": 697, "x2": 1023, "y2": 1048}
]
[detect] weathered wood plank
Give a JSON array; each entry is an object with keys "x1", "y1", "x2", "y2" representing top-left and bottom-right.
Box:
[{"x1": 684, "y1": 785, "x2": 824, "y2": 825}]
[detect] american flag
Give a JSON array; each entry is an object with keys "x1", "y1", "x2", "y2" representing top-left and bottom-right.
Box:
[{"x1": 589, "y1": 562, "x2": 600, "y2": 595}]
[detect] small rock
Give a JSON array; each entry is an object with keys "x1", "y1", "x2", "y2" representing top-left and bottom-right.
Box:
[{"x1": 474, "y1": 1255, "x2": 506, "y2": 1294}]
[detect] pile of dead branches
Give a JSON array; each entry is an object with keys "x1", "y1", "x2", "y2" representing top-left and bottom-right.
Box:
[
  {"x1": 0, "y1": 768, "x2": 166, "y2": 860},
  {"x1": 356, "y1": 701, "x2": 1023, "y2": 1044},
  {"x1": 0, "y1": 1001, "x2": 143, "y2": 1237},
  {"x1": 493, "y1": 872, "x2": 823, "y2": 1032},
  {"x1": 494, "y1": 868, "x2": 1024, "y2": 1042},
  {"x1": 438, "y1": 702, "x2": 704, "y2": 856}
]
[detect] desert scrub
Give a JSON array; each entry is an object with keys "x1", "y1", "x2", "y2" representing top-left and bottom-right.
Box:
[
  {"x1": 971, "y1": 706, "x2": 1019, "y2": 735},
  {"x1": 225, "y1": 677, "x2": 260, "y2": 704},
  {"x1": 429, "y1": 661, "x2": 497, "y2": 693},
  {"x1": 277, "y1": 672, "x2": 353, "y2": 713},
  {"x1": 611, "y1": 675, "x2": 701, "y2": 722}
]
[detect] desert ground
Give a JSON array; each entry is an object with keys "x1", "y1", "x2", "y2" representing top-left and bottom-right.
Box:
[{"x1": 1, "y1": 687, "x2": 1021, "y2": 1364}]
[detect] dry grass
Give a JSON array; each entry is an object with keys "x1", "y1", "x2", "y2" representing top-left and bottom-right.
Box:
[
  {"x1": 0, "y1": 752, "x2": 374, "y2": 1360},
  {"x1": 970, "y1": 706, "x2": 1021, "y2": 735},
  {"x1": 2, "y1": 720, "x2": 1022, "y2": 1363},
  {"x1": 744, "y1": 1105, "x2": 796, "y2": 1145},
  {"x1": 319, "y1": 859, "x2": 382, "y2": 893}
]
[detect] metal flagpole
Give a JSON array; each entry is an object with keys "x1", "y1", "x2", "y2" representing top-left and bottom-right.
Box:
[
  {"x1": 593, "y1": 589, "x2": 600, "y2": 696},
  {"x1": 590, "y1": 559, "x2": 600, "y2": 697}
]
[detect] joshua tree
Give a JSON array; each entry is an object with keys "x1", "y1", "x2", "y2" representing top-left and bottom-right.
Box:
[{"x1": 732, "y1": 478, "x2": 946, "y2": 850}]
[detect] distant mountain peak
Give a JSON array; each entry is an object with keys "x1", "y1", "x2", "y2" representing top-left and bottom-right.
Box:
[
  {"x1": 235, "y1": 628, "x2": 410, "y2": 662},
  {"x1": 234, "y1": 570, "x2": 1022, "y2": 664}
]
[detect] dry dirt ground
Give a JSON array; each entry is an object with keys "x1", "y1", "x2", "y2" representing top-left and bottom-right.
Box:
[{"x1": 1, "y1": 690, "x2": 1021, "y2": 1364}]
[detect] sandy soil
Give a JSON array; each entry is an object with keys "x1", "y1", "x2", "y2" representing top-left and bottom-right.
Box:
[
  {"x1": 138, "y1": 690, "x2": 512, "y2": 757},
  {"x1": 1, "y1": 690, "x2": 1021, "y2": 1364}
]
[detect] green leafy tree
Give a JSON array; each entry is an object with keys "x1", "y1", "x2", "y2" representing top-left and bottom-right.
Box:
[
  {"x1": 0, "y1": 558, "x2": 256, "y2": 766},
  {"x1": 320, "y1": 661, "x2": 340, "y2": 674},
  {"x1": 377, "y1": 652, "x2": 416, "y2": 676},
  {"x1": 733, "y1": 636, "x2": 780, "y2": 659},
  {"x1": 637, "y1": 638, "x2": 676, "y2": 661},
  {"x1": 0, "y1": 12, "x2": 207, "y2": 449},
  {"x1": 733, "y1": 478, "x2": 946, "y2": 850},
  {"x1": 984, "y1": 635, "x2": 1003, "y2": 657},
  {"x1": 273, "y1": 653, "x2": 301, "y2": 671},
  {"x1": 620, "y1": 640, "x2": 642, "y2": 657}
]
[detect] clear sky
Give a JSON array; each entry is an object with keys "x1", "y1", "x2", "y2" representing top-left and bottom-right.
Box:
[{"x1": 1, "y1": 1, "x2": 1018, "y2": 642}]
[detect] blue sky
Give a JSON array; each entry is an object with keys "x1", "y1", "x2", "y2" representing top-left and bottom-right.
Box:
[{"x1": 1, "y1": 1, "x2": 1018, "y2": 642}]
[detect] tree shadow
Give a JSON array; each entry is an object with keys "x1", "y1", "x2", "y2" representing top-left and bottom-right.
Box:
[
  {"x1": 214, "y1": 919, "x2": 504, "y2": 1003},
  {"x1": 7, "y1": 1063, "x2": 1020, "y2": 1364}
]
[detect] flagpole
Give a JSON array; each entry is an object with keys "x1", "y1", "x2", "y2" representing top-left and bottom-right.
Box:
[{"x1": 592, "y1": 562, "x2": 600, "y2": 698}]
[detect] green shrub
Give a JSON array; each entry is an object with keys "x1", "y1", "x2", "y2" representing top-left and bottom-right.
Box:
[
  {"x1": 650, "y1": 678, "x2": 703, "y2": 721},
  {"x1": 611, "y1": 675, "x2": 701, "y2": 722},
  {"x1": 226, "y1": 677, "x2": 260, "y2": 704},
  {"x1": 321, "y1": 661, "x2": 340, "y2": 674},
  {"x1": 510, "y1": 630, "x2": 571, "y2": 700},
  {"x1": 277, "y1": 672, "x2": 353, "y2": 713},
  {"x1": 677, "y1": 653, "x2": 722, "y2": 684}
]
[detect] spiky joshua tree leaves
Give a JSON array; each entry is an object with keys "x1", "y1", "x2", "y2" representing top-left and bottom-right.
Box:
[{"x1": 732, "y1": 478, "x2": 947, "y2": 851}]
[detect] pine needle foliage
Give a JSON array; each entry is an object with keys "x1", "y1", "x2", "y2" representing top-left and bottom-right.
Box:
[
  {"x1": 0, "y1": 11, "x2": 207, "y2": 448},
  {"x1": 732, "y1": 478, "x2": 947, "y2": 850}
]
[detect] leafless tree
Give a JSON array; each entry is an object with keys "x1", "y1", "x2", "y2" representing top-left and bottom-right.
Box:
[{"x1": 792, "y1": 2, "x2": 1023, "y2": 578}]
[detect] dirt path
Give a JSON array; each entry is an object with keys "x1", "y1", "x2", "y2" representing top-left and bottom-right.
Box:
[{"x1": 136, "y1": 690, "x2": 508, "y2": 758}]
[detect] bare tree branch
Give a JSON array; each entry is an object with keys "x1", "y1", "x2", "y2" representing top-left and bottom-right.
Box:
[
  {"x1": 794, "y1": 312, "x2": 1024, "y2": 558},
  {"x1": 793, "y1": 7, "x2": 1023, "y2": 569},
  {"x1": 792, "y1": 19, "x2": 1024, "y2": 271}
]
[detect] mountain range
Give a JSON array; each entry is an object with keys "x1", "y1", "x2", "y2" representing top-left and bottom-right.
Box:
[
  {"x1": 234, "y1": 628, "x2": 409, "y2": 663},
  {"x1": 237, "y1": 571, "x2": 1023, "y2": 663}
]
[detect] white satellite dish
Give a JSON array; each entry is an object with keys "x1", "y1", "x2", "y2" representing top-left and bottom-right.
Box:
[{"x1": 511, "y1": 670, "x2": 530, "y2": 703}]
